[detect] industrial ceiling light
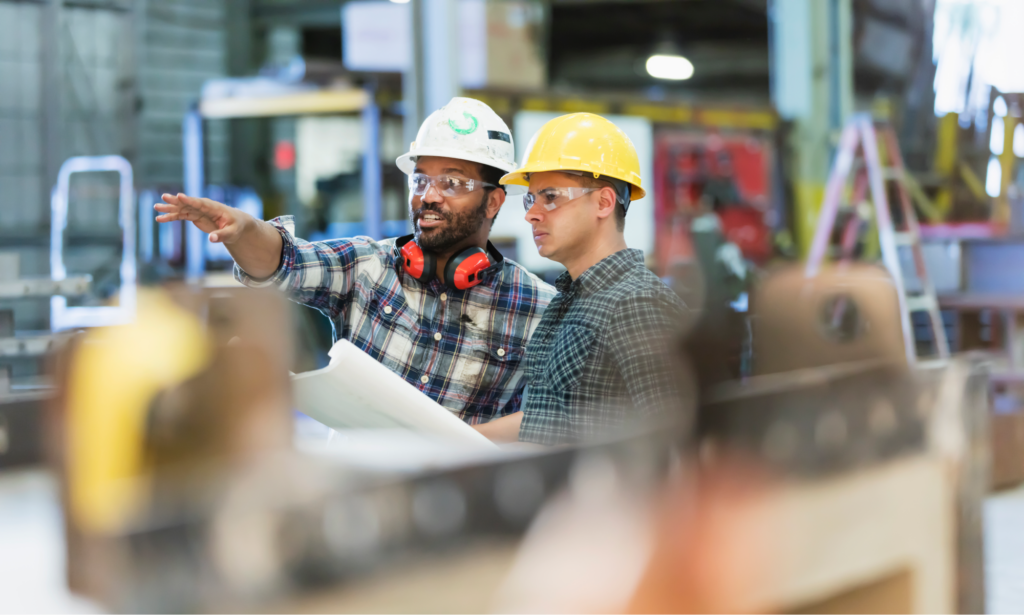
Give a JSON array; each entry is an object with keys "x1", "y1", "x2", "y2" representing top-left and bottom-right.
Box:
[
  {"x1": 390, "y1": 0, "x2": 410, "y2": 3},
  {"x1": 645, "y1": 35, "x2": 693, "y2": 81},
  {"x1": 647, "y1": 54, "x2": 696, "y2": 80},
  {"x1": 646, "y1": 54, "x2": 694, "y2": 81}
]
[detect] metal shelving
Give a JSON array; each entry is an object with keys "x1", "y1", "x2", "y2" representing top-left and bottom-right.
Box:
[{"x1": 0, "y1": 276, "x2": 91, "y2": 300}]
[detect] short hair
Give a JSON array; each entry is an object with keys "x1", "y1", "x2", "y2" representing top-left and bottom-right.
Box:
[
  {"x1": 479, "y1": 164, "x2": 507, "y2": 194},
  {"x1": 479, "y1": 164, "x2": 506, "y2": 229},
  {"x1": 574, "y1": 174, "x2": 626, "y2": 231}
]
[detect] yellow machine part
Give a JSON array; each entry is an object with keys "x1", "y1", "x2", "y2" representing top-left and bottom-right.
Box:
[{"x1": 66, "y1": 289, "x2": 210, "y2": 534}]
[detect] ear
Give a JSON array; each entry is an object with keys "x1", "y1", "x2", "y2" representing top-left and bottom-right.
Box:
[
  {"x1": 594, "y1": 186, "x2": 618, "y2": 221},
  {"x1": 486, "y1": 188, "x2": 506, "y2": 222}
]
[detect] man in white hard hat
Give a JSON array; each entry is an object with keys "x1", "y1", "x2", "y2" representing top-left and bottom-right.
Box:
[{"x1": 155, "y1": 98, "x2": 556, "y2": 425}]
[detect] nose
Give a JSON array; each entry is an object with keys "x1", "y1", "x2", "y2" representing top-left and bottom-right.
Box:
[
  {"x1": 421, "y1": 182, "x2": 444, "y2": 205},
  {"x1": 524, "y1": 199, "x2": 545, "y2": 224}
]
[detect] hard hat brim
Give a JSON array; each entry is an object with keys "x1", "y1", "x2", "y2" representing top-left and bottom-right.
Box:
[{"x1": 500, "y1": 163, "x2": 646, "y2": 201}]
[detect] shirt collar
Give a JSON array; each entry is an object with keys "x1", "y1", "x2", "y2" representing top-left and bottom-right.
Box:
[{"x1": 555, "y1": 248, "x2": 645, "y2": 298}]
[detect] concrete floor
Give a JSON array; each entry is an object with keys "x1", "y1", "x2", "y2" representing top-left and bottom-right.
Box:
[
  {"x1": 1, "y1": 467, "x2": 1023, "y2": 613},
  {"x1": 985, "y1": 483, "x2": 1024, "y2": 614},
  {"x1": 0, "y1": 470, "x2": 100, "y2": 614}
]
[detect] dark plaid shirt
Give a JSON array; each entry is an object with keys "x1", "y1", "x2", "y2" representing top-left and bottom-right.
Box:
[
  {"x1": 236, "y1": 216, "x2": 556, "y2": 424},
  {"x1": 519, "y1": 249, "x2": 690, "y2": 445}
]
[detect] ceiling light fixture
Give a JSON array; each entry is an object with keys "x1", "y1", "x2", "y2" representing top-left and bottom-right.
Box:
[{"x1": 646, "y1": 54, "x2": 694, "y2": 81}]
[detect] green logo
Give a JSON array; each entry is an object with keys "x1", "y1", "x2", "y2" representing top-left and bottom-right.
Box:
[{"x1": 448, "y1": 112, "x2": 479, "y2": 135}]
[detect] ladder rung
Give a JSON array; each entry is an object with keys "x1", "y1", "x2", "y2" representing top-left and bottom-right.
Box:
[{"x1": 905, "y1": 295, "x2": 938, "y2": 312}]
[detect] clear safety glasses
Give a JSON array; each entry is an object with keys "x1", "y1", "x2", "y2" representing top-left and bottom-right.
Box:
[
  {"x1": 408, "y1": 173, "x2": 496, "y2": 197},
  {"x1": 522, "y1": 186, "x2": 599, "y2": 212}
]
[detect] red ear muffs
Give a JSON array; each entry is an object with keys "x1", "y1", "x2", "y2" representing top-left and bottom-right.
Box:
[
  {"x1": 444, "y1": 247, "x2": 493, "y2": 290},
  {"x1": 400, "y1": 240, "x2": 436, "y2": 284}
]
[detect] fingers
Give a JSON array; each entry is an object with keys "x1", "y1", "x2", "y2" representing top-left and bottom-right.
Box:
[
  {"x1": 209, "y1": 222, "x2": 240, "y2": 244},
  {"x1": 155, "y1": 213, "x2": 180, "y2": 223},
  {"x1": 178, "y1": 193, "x2": 221, "y2": 216}
]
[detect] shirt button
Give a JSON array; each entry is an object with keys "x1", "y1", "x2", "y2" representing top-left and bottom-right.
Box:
[
  {"x1": 420, "y1": 375, "x2": 429, "y2": 384},
  {"x1": 440, "y1": 293, "x2": 447, "y2": 301},
  {"x1": 497, "y1": 348, "x2": 506, "y2": 357},
  {"x1": 383, "y1": 305, "x2": 392, "y2": 314},
  {"x1": 434, "y1": 332, "x2": 442, "y2": 341}
]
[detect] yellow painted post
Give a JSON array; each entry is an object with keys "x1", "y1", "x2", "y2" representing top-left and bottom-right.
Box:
[
  {"x1": 994, "y1": 116, "x2": 1018, "y2": 225},
  {"x1": 934, "y1": 113, "x2": 959, "y2": 217}
]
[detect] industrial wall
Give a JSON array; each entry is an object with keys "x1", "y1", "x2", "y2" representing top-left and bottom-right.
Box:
[
  {"x1": 137, "y1": 0, "x2": 229, "y2": 187},
  {"x1": 0, "y1": 0, "x2": 229, "y2": 332}
]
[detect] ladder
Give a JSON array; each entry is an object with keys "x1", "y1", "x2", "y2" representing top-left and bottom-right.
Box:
[{"x1": 806, "y1": 113, "x2": 950, "y2": 364}]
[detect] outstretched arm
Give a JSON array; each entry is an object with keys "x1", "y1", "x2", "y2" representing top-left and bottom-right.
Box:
[{"x1": 154, "y1": 193, "x2": 283, "y2": 279}]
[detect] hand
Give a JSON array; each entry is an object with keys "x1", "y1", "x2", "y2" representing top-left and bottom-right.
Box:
[{"x1": 154, "y1": 193, "x2": 249, "y2": 244}]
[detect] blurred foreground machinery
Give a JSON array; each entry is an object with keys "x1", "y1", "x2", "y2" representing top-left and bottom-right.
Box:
[{"x1": 48, "y1": 265, "x2": 988, "y2": 613}]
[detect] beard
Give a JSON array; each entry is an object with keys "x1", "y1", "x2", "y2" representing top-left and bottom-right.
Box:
[{"x1": 411, "y1": 192, "x2": 490, "y2": 252}]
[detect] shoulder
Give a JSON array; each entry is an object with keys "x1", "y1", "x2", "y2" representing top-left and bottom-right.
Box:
[
  {"x1": 502, "y1": 258, "x2": 558, "y2": 306},
  {"x1": 607, "y1": 264, "x2": 687, "y2": 317}
]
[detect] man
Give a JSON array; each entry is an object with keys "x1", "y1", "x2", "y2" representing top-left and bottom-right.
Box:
[
  {"x1": 474, "y1": 113, "x2": 692, "y2": 445},
  {"x1": 155, "y1": 97, "x2": 555, "y2": 424}
]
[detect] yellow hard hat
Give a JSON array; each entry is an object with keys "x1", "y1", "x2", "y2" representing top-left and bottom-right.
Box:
[{"x1": 500, "y1": 113, "x2": 646, "y2": 201}]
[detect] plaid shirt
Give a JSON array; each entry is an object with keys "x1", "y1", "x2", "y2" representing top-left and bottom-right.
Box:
[
  {"x1": 519, "y1": 249, "x2": 691, "y2": 445},
  {"x1": 236, "y1": 216, "x2": 556, "y2": 424}
]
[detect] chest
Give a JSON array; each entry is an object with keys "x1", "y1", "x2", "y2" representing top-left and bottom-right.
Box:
[
  {"x1": 525, "y1": 293, "x2": 615, "y2": 389},
  {"x1": 341, "y1": 268, "x2": 530, "y2": 382}
]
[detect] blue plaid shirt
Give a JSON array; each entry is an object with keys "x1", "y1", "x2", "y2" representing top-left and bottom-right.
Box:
[
  {"x1": 235, "y1": 216, "x2": 556, "y2": 424},
  {"x1": 520, "y1": 249, "x2": 692, "y2": 445}
]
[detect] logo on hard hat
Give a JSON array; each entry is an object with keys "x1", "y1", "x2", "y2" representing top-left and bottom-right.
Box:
[{"x1": 448, "y1": 112, "x2": 479, "y2": 135}]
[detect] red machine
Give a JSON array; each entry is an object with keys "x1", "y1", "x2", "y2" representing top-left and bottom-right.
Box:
[{"x1": 653, "y1": 131, "x2": 775, "y2": 273}]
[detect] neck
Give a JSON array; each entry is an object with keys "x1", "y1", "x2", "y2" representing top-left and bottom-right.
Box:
[
  {"x1": 562, "y1": 231, "x2": 628, "y2": 280},
  {"x1": 435, "y1": 233, "x2": 489, "y2": 281}
]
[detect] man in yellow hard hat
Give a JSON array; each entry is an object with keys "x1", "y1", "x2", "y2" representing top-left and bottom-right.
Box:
[{"x1": 473, "y1": 113, "x2": 693, "y2": 445}]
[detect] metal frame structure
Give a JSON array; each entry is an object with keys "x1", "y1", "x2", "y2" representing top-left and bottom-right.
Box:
[{"x1": 50, "y1": 155, "x2": 136, "y2": 330}]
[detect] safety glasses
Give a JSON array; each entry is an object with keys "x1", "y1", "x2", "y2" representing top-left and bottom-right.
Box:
[
  {"x1": 522, "y1": 186, "x2": 598, "y2": 212},
  {"x1": 408, "y1": 173, "x2": 496, "y2": 197}
]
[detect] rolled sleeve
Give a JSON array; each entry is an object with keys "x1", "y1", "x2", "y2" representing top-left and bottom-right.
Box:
[
  {"x1": 233, "y1": 215, "x2": 393, "y2": 321},
  {"x1": 233, "y1": 216, "x2": 299, "y2": 289}
]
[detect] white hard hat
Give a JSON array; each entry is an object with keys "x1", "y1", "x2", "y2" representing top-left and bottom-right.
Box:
[{"x1": 396, "y1": 97, "x2": 516, "y2": 175}]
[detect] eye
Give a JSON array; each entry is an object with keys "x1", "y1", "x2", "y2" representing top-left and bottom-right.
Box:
[
  {"x1": 411, "y1": 175, "x2": 429, "y2": 190},
  {"x1": 539, "y1": 190, "x2": 559, "y2": 204}
]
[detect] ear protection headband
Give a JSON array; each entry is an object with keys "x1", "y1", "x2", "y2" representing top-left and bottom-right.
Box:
[{"x1": 399, "y1": 239, "x2": 494, "y2": 290}]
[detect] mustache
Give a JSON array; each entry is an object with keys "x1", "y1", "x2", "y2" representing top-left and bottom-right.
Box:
[{"x1": 412, "y1": 205, "x2": 450, "y2": 219}]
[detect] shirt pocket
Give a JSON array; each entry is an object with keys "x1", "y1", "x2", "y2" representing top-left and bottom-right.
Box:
[
  {"x1": 362, "y1": 286, "x2": 417, "y2": 373},
  {"x1": 453, "y1": 329, "x2": 525, "y2": 394},
  {"x1": 545, "y1": 324, "x2": 596, "y2": 392}
]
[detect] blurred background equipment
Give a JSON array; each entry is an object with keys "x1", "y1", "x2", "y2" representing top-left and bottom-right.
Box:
[
  {"x1": 805, "y1": 114, "x2": 950, "y2": 365},
  {"x1": 2, "y1": 0, "x2": 1024, "y2": 612}
]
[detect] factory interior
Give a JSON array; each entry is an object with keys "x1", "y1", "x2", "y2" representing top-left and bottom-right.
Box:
[{"x1": 3, "y1": 0, "x2": 1024, "y2": 612}]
